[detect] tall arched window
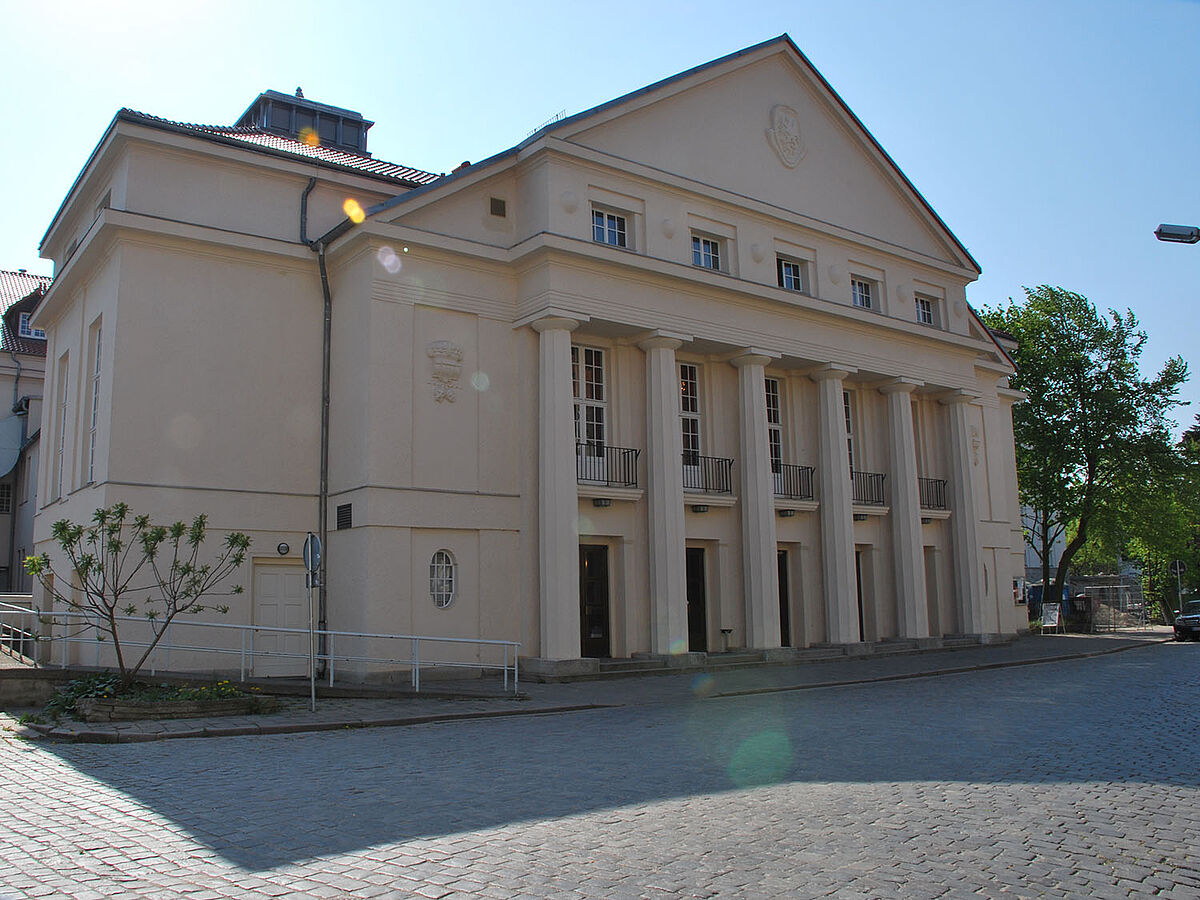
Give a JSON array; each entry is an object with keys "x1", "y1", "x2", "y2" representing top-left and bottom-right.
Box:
[{"x1": 430, "y1": 550, "x2": 456, "y2": 608}]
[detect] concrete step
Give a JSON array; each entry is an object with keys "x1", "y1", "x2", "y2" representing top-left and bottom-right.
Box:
[{"x1": 598, "y1": 658, "x2": 668, "y2": 673}]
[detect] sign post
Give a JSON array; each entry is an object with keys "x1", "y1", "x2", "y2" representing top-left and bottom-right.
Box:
[
  {"x1": 302, "y1": 532, "x2": 322, "y2": 712},
  {"x1": 1170, "y1": 559, "x2": 1186, "y2": 613}
]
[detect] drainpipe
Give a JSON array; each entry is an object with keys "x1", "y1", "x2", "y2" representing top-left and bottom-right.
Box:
[
  {"x1": 300, "y1": 178, "x2": 331, "y2": 668},
  {"x1": 299, "y1": 178, "x2": 374, "y2": 671},
  {"x1": 6, "y1": 347, "x2": 23, "y2": 592}
]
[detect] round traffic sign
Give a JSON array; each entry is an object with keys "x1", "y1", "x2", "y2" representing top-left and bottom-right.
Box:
[{"x1": 1169, "y1": 559, "x2": 1186, "y2": 577}]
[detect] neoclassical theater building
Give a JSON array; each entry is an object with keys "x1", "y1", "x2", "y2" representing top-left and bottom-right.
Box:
[{"x1": 32, "y1": 35, "x2": 1026, "y2": 676}]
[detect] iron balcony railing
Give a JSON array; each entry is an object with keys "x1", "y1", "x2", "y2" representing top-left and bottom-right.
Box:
[
  {"x1": 576, "y1": 442, "x2": 641, "y2": 488},
  {"x1": 772, "y1": 462, "x2": 815, "y2": 500},
  {"x1": 919, "y1": 477, "x2": 948, "y2": 510},
  {"x1": 682, "y1": 453, "x2": 734, "y2": 494},
  {"x1": 851, "y1": 469, "x2": 887, "y2": 505}
]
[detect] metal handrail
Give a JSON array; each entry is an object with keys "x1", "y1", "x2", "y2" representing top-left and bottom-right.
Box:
[
  {"x1": 772, "y1": 462, "x2": 815, "y2": 500},
  {"x1": 682, "y1": 453, "x2": 734, "y2": 494},
  {"x1": 851, "y1": 469, "x2": 887, "y2": 505},
  {"x1": 0, "y1": 603, "x2": 521, "y2": 694},
  {"x1": 576, "y1": 442, "x2": 640, "y2": 487},
  {"x1": 918, "y1": 477, "x2": 948, "y2": 510}
]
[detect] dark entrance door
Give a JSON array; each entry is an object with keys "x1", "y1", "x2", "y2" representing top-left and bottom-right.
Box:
[
  {"x1": 579, "y1": 545, "x2": 611, "y2": 658},
  {"x1": 854, "y1": 549, "x2": 866, "y2": 643},
  {"x1": 777, "y1": 549, "x2": 791, "y2": 647},
  {"x1": 685, "y1": 547, "x2": 707, "y2": 652}
]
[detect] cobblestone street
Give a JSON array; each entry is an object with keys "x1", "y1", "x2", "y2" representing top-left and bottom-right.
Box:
[{"x1": 2, "y1": 642, "x2": 1198, "y2": 898}]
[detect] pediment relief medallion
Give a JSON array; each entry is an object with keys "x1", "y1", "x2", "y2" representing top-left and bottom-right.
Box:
[{"x1": 766, "y1": 104, "x2": 806, "y2": 168}]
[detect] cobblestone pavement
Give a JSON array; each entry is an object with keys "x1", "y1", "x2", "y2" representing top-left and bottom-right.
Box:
[{"x1": 2, "y1": 641, "x2": 1198, "y2": 899}]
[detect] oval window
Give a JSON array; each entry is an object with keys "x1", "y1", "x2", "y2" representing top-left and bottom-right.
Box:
[{"x1": 430, "y1": 550, "x2": 456, "y2": 609}]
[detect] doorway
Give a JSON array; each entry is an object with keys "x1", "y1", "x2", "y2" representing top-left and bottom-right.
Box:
[
  {"x1": 777, "y1": 548, "x2": 791, "y2": 647},
  {"x1": 685, "y1": 547, "x2": 708, "y2": 652},
  {"x1": 578, "y1": 545, "x2": 611, "y2": 658},
  {"x1": 252, "y1": 564, "x2": 308, "y2": 676},
  {"x1": 854, "y1": 549, "x2": 866, "y2": 643}
]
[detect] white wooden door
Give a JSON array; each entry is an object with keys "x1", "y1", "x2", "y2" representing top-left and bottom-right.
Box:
[{"x1": 252, "y1": 565, "x2": 308, "y2": 676}]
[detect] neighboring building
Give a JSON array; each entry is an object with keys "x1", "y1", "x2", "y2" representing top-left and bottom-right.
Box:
[
  {"x1": 31, "y1": 35, "x2": 1027, "y2": 677},
  {"x1": 0, "y1": 269, "x2": 48, "y2": 592}
]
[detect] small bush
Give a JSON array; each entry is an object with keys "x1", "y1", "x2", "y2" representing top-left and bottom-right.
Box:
[{"x1": 42, "y1": 673, "x2": 255, "y2": 720}]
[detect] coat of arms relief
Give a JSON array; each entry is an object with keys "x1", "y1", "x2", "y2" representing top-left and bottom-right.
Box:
[
  {"x1": 766, "y1": 104, "x2": 806, "y2": 168},
  {"x1": 427, "y1": 340, "x2": 464, "y2": 402}
]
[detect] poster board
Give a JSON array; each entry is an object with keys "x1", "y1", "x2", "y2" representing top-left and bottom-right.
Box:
[{"x1": 1042, "y1": 601, "x2": 1063, "y2": 633}]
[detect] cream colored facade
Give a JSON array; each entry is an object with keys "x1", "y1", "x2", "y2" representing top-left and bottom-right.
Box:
[{"x1": 32, "y1": 37, "x2": 1026, "y2": 676}]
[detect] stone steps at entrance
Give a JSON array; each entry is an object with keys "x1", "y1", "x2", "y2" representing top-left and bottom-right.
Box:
[{"x1": 520, "y1": 634, "x2": 1015, "y2": 682}]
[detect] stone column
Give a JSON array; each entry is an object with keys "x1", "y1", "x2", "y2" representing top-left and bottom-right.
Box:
[
  {"x1": 811, "y1": 364, "x2": 860, "y2": 644},
  {"x1": 639, "y1": 333, "x2": 689, "y2": 654},
  {"x1": 942, "y1": 390, "x2": 984, "y2": 634},
  {"x1": 732, "y1": 351, "x2": 781, "y2": 649},
  {"x1": 532, "y1": 316, "x2": 581, "y2": 660},
  {"x1": 880, "y1": 378, "x2": 929, "y2": 638}
]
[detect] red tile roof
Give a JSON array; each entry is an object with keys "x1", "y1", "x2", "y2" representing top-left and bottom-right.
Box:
[
  {"x1": 119, "y1": 109, "x2": 443, "y2": 187},
  {"x1": 0, "y1": 269, "x2": 51, "y2": 356}
]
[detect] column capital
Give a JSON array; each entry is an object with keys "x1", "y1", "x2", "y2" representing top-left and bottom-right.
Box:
[
  {"x1": 637, "y1": 329, "x2": 691, "y2": 352},
  {"x1": 529, "y1": 315, "x2": 581, "y2": 334},
  {"x1": 515, "y1": 306, "x2": 589, "y2": 331},
  {"x1": 808, "y1": 363, "x2": 856, "y2": 383},
  {"x1": 878, "y1": 377, "x2": 922, "y2": 395},
  {"x1": 729, "y1": 350, "x2": 777, "y2": 369},
  {"x1": 938, "y1": 389, "x2": 982, "y2": 406}
]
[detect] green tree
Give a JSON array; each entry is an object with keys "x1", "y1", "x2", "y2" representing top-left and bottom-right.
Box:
[
  {"x1": 25, "y1": 503, "x2": 251, "y2": 686},
  {"x1": 981, "y1": 286, "x2": 1188, "y2": 617}
]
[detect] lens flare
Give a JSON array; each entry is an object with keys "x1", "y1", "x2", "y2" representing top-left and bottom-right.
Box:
[
  {"x1": 377, "y1": 246, "x2": 402, "y2": 274},
  {"x1": 470, "y1": 371, "x2": 490, "y2": 392},
  {"x1": 727, "y1": 729, "x2": 793, "y2": 787},
  {"x1": 669, "y1": 638, "x2": 688, "y2": 655},
  {"x1": 691, "y1": 673, "x2": 717, "y2": 697},
  {"x1": 343, "y1": 198, "x2": 366, "y2": 223},
  {"x1": 299, "y1": 127, "x2": 320, "y2": 147}
]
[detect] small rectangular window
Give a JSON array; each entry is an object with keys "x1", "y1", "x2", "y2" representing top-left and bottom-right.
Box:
[
  {"x1": 87, "y1": 323, "x2": 102, "y2": 484},
  {"x1": 336, "y1": 503, "x2": 352, "y2": 530},
  {"x1": 680, "y1": 363, "x2": 701, "y2": 465},
  {"x1": 777, "y1": 258, "x2": 806, "y2": 293},
  {"x1": 692, "y1": 235, "x2": 721, "y2": 270},
  {"x1": 591, "y1": 209, "x2": 627, "y2": 248},
  {"x1": 851, "y1": 277, "x2": 874, "y2": 310},
  {"x1": 317, "y1": 116, "x2": 337, "y2": 144},
  {"x1": 18, "y1": 313, "x2": 46, "y2": 340},
  {"x1": 765, "y1": 378, "x2": 783, "y2": 471},
  {"x1": 915, "y1": 295, "x2": 938, "y2": 327},
  {"x1": 0, "y1": 483, "x2": 11, "y2": 515}
]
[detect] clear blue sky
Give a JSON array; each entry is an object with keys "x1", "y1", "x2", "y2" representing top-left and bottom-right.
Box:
[{"x1": 3, "y1": 0, "x2": 1197, "y2": 427}]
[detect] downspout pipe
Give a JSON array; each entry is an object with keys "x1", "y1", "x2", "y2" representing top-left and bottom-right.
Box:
[
  {"x1": 299, "y1": 177, "x2": 397, "y2": 671},
  {"x1": 7, "y1": 346, "x2": 23, "y2": 592},
  {"x1": 300, "y1": 178, "x2": 331, "y2": 668}
]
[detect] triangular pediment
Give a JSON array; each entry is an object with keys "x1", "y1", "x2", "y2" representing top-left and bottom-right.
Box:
[{"x1": 554, "y1": 37, "x2": 974, "y2": 271}]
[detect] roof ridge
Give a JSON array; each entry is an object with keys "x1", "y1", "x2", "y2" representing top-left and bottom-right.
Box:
[{"x1": 117, "y1": 108, "x2": 443, "y2": 186}]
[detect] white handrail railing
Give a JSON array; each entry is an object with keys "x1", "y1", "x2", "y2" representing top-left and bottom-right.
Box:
[{"x1": 0, "y1": 602, "x2": 520, "y2": 694}]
